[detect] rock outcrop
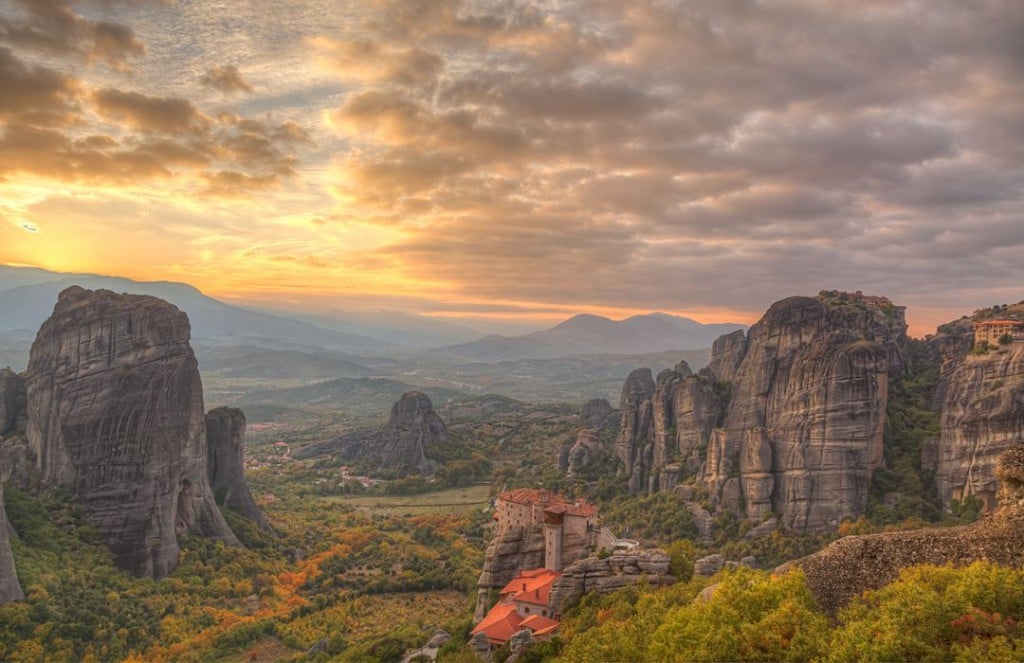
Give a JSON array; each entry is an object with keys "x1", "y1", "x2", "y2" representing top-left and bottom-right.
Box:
[
  {"x1": 781, "y1": 445, "x2": 1024, "y2": 614},
  {"x1": 25, "y1": 287, "x2": 238, "y2": 578},
  {"x1": 0, "y1": 484, "x2": 23, "y2": 604},
  {"x1": 548, "y1": 550, "x2": 673, "y2": 615},
  {"x1": 0, "y1": 428, "x2": 25, "y2": 604},
  {"x1": 615, "y1": 363, "x2": 724, "y2": 493},
  {"x1": 561, "y1": 398, "x2": 617, "y2": 476},
  {"x1": 0, "y1": 369, "x2": 25, "y2": 437},
  {"x1": 206, "y1": 407, "x2": 269, "y2": 530},
  {"x1": 931, "y1": 342, "x2": 1024, "y2": 510},
  {"x1": 611, "y1": 292, "x2": 908, "y2": 533},
  {"x1": 702, "y1": 294, "x2": 906, "y2": 533},
  {"x1": 378, "y1": 391, "x2": 447, "y2": 473}
]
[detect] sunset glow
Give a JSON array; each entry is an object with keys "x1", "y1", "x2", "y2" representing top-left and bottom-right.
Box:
[{"x1": 2, "y1": 0, "x2": 1022, "y2": 337}]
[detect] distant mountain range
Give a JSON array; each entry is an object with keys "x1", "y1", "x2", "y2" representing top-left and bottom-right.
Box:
[
  {"x1": 0, "y1": 266, "x2": 379, "y2": 352},
  {"x1": 0, "y1": 266, "x2": 746, "y2": 369},
  {"x1": 436, "y1": 313, "x2": 745, "y2": 360}
]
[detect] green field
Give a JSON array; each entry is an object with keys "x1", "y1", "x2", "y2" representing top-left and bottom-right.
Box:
[{"x1": 321, "y1": 484, "x2": 493, "y2": 515}]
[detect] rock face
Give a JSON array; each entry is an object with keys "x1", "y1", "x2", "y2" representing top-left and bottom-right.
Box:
[
  {"x1": 0, "y1": 484, "x2": 23, "y2": 604},
  {"x1": 0, "y1": 369, "x2": 25, "y2": 437},
  {"x1": 548, "y1": 550, "x2": 673, "y2": 615},
  {"x1": 931, "y1": 342, "x2": 1024, "y2": 510},
  {"x1": 206, "y1": 407, "x2": 269, "y2": 530},
  {"x1": 703, "y1": 295, "x2": 906, "y2": 533},
  {"x1": 611, "y1": 292, "x2": 907, "y2": 534},
  {"x1": 378, "y1": 391, "x2": 447, "y2": 473},
  {"x1": 781, "y1": 446, "x2": 1024, "y2": 614},
  {"x1": 25, "y1": 287, "x2": 238, "y2": 578},
  {"x1": 615, "y1": 363, "x2": 724, "y2": 493},
  {"x1": 562, "y1": 398, "x2": 617, "y2": 477}
]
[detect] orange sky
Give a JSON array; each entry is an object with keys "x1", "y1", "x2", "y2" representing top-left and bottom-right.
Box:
[{"x1": 1, "y1": 1, "x2": 1021, "y2": 340}]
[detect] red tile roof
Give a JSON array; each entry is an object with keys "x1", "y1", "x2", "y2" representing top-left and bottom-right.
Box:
[
  {"x1": 520, "y1": 614, "x2": 560, "y2": 636},
  {"x1": 471, "y1": 603, "x2": 522, "y2": 645},
  {"x1": 472, "y1": 577, "x2": 563, "y2": 646},
  {"x1": 498, "y1": 488, "x2": 597, "y2": 517},
  {"x1": 500, "y1": 568, "x2": 559, "y2": 607}
]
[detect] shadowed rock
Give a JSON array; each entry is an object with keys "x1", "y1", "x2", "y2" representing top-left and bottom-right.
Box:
[
  {"x1": 0, "y1": 484, "x2": 23, "y2": 605},
  {"x1": 0, "y1": 369, "x2": 25, "y2": 437},
  {"x1": 206, "y1": 407, "x2": 269, "y2": 530},
  {"x1": 932, "y1": 341, "x2": 1024, "y2": 511},
  {"x1": 378, "y1": 391, "x2": 447, "y2": 472},
  {"x1": 26, "y1": 287, "x2": 238, "y2": 578}
]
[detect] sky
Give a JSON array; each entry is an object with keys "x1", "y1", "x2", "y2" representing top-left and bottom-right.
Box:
[{"x1": 0, "y1": 0, "x2": 1021, "y2": 337}]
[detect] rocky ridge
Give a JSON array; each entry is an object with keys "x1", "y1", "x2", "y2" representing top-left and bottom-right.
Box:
[
  {"x1": 206, "y1": 407, "x2": 269, "y2": 530},
  {"x1": 25, "y1": 287, "x2": 239, "y2": 578}
]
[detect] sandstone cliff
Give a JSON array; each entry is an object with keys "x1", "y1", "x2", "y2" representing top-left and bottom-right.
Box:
[
  {"x1": 781, "y1": 444, "x2": 1024, "y2": 614},
  {"x1": 0, "y1": 484, "x2": 23, "y2": 604},
  {"x1": 616, "y1": 361, "x2": 726, "y2": 494},
  {"x1": 931, "y1": 341, "x2": 1024, "y2": 510},
  {"x1": 377, "y1": 391, "x2": 448, "y2": 473},
  {"x1": 206, "y1": 407, "x2": 269, "y2": 530},
  {"x1": 26, "y1": 287, "x2": 238, "y2": 578},
  {"x1": 610, "y1": 292, "x2": 907, "y2": 534},
  {"x1": 0, "y1": 369, "x2": 25, "y2": 437}
]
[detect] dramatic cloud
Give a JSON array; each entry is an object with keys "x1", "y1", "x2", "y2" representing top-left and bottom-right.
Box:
[{"x1": 1, "y1": 0, "x2": 1022, "y2": 333}]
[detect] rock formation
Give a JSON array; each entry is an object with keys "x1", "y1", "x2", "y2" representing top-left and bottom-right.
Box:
[
  {"x1": 931, "y1": 341, "x2": 1024, "y2": 510},
  {"x1": 611, "y1": 292, "x2": 907, "y2": 534},
  {"x1": 0, "y1": 426, "x2": 25, "y2": 605},
  {"x1": 206, "y1": 407, "x2": 269, "y2": 530},
  {"x1": 703, "y1": 294, "x2": 906, "y2": 533},
  {"x1": 615, "y1": 362, "x2": 724, "y2": 494},
  {"x1": 781, "y1": 445, "x2": 1024, "y2": 614},
  {"x1": 0, "y1": 369, "x2": 25, "y2": 437},
  {"x1": 548, "y1": 550, "x2": 673, "y2": 615},
  {"x1": 0, "y1": 483, "x2": 22, "y2": 605},
  {"x1": 377, "y1": 391, "x2": 447, "y2": 473},
  {"x1": 26, "y1": 287, "x2": 238, "y2": 578},
  {"x1": 560, "y1": 398, "x2": 617, "y2": 476}
]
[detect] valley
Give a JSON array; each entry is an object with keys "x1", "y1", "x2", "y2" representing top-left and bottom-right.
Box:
[{"x1": 0, "y1": 282, "x2": 1023, "y2": 662}]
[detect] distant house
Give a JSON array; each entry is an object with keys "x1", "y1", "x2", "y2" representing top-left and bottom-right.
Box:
[
  {"x1": 472, "y1": 568, "x2": 561, "y2": 646},
  {"x1": 974, "y1": 320, "x2": 1024, "y2": 345}
]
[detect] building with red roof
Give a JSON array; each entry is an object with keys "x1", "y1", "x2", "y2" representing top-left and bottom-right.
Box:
[
  {"x1": 472, "y1": 568, "x2": 561, "y2": 646},
  {"x1": 493, "y1": 488, "x2": 598, "y2": 572}
]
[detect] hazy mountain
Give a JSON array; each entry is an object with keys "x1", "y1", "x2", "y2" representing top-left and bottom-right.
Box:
[
  {"x1": 0, "y1": 267, "x2": 381, "y2": 352},
  {"x1": 436, "y1": 313, "x2": 746, "y2": 360}
]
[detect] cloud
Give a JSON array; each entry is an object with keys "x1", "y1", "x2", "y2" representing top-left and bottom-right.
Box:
[
  {"x1": 0, "y1": 5, "x2": 313, "y2": 197},
  {"x1": 93, "y1": 88, "x2": 209, "y2": 134},
  {"x1": 0, "y1": 0, "x2": 144, "y2": 70},
  {"x1": 200, "y1": 65, "x2": 254, "y2": 94},
  {"x1": 313, "y1": 0, "x2": 1024, "y2": 324}
]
